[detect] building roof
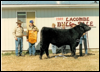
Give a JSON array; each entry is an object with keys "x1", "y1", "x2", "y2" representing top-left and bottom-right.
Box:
[{"x1": 1, "y1": 1, "x2": 99, "y2": 5}]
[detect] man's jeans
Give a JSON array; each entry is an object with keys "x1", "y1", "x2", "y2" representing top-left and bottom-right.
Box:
[
  {"x1": 79, "y1": 35, "x2": 88, "y2": 56},
  {"x1": 15, "y1": 37, "x2": 23, "y2": 56},
  {"x1": 61, "y1": 45, "x2": 66, "y2": 54},
  {"x1": 52, "y1": 44, "x2": 56, "y2": 54},
  {"x1": 29, "y1": 42, "x2": 36, "y2": 55}
]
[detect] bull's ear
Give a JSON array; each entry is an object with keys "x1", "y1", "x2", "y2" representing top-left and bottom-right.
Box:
[
  {"x1": 80, "y1": 26, "x2": 84, "y2": 32},
  {"x1": 79, "y1": 22, "x2": 83, "y2": 26}
]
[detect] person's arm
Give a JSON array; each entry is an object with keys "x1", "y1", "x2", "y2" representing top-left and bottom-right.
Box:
[
  {"x1": 83, "y1": 33, "x2": 86, "y2": 35},
  {"x1": 22, "y1": 27, "x2": 24, "y2": 34},
  {"x1": 33, "y1": 26, "x2": 39, "y2": 32},
  {"x1": 12, "y1": 27, "x2": 17, "y2": 40},
  {"x1": 26, "y1": 29, "x2": 29, "y2": 41},
  {"x1": 81, "y1": 33, "x2": 86, "y2": 37}
]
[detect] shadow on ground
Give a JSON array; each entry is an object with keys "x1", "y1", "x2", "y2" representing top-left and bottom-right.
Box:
[{"x1": 47, "y1": 52, "x2": 95, "y2": 59}]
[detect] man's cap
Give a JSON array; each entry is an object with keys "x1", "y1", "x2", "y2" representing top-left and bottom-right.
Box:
[{"x1": 30, "y1": 20, "x2": 34, "y2": 23}]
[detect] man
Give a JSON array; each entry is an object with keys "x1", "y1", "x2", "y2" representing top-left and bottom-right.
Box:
[
  {"x1": 79, "y1": 32, "x2": 88, "y2": 56},
  {"x1": 70, "y1": 23, "x2": 88, "y2": 56},
  {"x1": 12, "y1": 20, "x2": 24, "y2": 57},
  {"x1": 26, "y1": 20, "x2": 39, "y2": 56},
  {"x1": 61, "y1": 24, "x2": 66, "y2": 54},
  {"x1": 51, "y1": 23, "x2": 57, "y2": 55}
]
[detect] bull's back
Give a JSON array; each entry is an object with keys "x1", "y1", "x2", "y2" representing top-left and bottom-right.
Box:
[
  {"x1": 40, "y1": 27, "x2": 54, "y2": 42},
  {"x1": 41, "y1": 27, "x2": 53, "y2": 36}
]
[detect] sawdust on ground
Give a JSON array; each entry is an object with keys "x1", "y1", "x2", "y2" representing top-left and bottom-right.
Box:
[{"x1": 1, "y1": 51, "x2": 99, "y2": 71}]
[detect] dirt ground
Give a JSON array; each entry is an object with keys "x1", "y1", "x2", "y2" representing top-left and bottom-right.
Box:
[{"x1": 1, "y1": 50, "x2": 99, "y2": 71}]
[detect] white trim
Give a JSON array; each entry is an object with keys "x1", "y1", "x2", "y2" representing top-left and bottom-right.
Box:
[
  {"x1": 16, "y1": 10, "x2": 36, "y2": 30},
  {"x1": 35, "y1": 10, "x2": 37, "y2": 26},
  {"x1": 2, "y1": 4, "x2": 99, "y2": 8},
  {"x1": 26, "y1": 12, "x2": 27, "y2": 29},
  {"x1": 88, "y1": 25, "x2": 96, "y2": 28}
]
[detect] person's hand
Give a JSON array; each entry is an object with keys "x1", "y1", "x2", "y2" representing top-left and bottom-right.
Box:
[
  {"x1": 27, "y1": 39, "x2": 28, "y2": 41},
  {"x1": 83, "y1": 33, "x2": 85, "y2": 35},
  {"x1": 15, "y1": 37, "x2": 18, "y2": 40},
  {"x1": 33, "y1": 29, "x2": 36, "y2": 32},
  {"x1": 82, "y1": 33, "x2": 85, "y2": 37}
]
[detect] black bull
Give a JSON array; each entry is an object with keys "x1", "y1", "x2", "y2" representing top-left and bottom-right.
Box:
[{"x1": 39, "y1": 22, "x2": 91, "y2": 59}]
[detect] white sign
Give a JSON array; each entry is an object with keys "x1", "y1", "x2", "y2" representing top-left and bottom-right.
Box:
[{"x1": 54, "y1": 17, "x2": 96, "y2": 27}]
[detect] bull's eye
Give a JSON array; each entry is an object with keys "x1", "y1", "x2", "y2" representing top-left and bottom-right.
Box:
[{"x1": 81, "y1": 26, "x2": 84, "y2": 29}]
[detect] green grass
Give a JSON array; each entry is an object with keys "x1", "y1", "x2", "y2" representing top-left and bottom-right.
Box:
[
  {"x1": 2, "y1": 53, "x2": 12, "y2": 56},
  {"x1": 2, "y1": 49, "x2": 98, "y2": 56},
  {"x1": 2, "y1": 50, "x2": 53, "y2": 56},
  {"x1": 2, "y1": 51, "x2": 15, "y2": 56}
]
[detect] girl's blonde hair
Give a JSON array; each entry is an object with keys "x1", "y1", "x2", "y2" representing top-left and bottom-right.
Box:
[
  {"x1": 62, "y1": 24, "x2": 65, "y2": 26},
  {"x1": 52, "y1": 23, "x2": 56, "y2": 26}
]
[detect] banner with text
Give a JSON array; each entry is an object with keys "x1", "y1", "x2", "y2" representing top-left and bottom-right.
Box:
[{"x1": 54, "y1": 17, "x2": 96, "y2": 27}]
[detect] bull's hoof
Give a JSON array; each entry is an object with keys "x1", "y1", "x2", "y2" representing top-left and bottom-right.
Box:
[
  {"x1": 39, "y1": 56, "x2": 42, "y2": 60},
  {"x1": 47, "y1": 56, "x2": 50, "y2": 58},
  {"x1": 71, "y1": 54, "x2": 74, "y2": 57},
  {"x1": 74, "y1": 55, "x2": 77, "y2": 59},
  {"x1": 85, "y1": 54, "x2": 88, "y2": 56}
]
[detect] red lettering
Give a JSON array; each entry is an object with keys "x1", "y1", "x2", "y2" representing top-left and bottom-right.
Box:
[
  {"x1": 70, "y1": 18, "x2": 73, "y2": 21},
  {"x1": 83, "y1": 17, "x2": 86, "y2": 21},
  {"x1": 57, "y1": 22, "x2": 61, "y2": 27},
  {"x1": 61, "y1": 22, "x2": 63, "y2": 24},
  {"x1": 64, "y1": 22, "x2": 65, "y2": 24},
  {"x1": 82, "y1": 22, "x2": 85, "y2": 24},
  {"x1": 78, "y1": 22, "x2": 81, "y2": 25},
  {"x1": 79, "y1": 17, "x2": 82, "y2": 21},
  {"x1": 69, "y1": 22, "x2": 72, "y2": 26},
  {"x1": 73, "y1": 17, "x2": 76, "y2": 21},
  {"x1": 90, "y1": 21, "x2": 93, "y2": 26},
  {"x1": 66, "y1": 18, "x2": 69, "y2": 21},
  {"x1": 62, "y1": 18, "x2": 63, "y2": 20},
  {"x1": 66, "y1": 22, "x2": 68, "y2": 26},
  {"x1": 87, "y1": 17, "x2": 89, "y2": 21},
  {"x1": 56, "y1": 18, "x2": 63, "y2": 21},
  {"x1": 86, "y1": 22, "x2": 89, "y2": 26},
  {"x1": 76, "y1": 18, "x2": 79, "y2": 21},
  {"x1": 56, "y1": 17, "x2": 93, "y2": 27}
]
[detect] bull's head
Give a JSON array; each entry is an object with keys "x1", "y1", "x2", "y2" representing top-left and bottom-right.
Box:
[{"x1": 79, "y1": 22, "x2": 91, "y2": 33}]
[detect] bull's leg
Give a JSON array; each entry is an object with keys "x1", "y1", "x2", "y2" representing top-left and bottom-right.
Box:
[
  {"x1": 40, "y1": 42, "x2": 49, "y2": 59},
  {"x1": 45, "y1": 49, "x2": 50, "y2": 58},
  {"x1": 70, "y1": 45, "x2": 74, "y2": 56},
  {"x1": 40, "y1": 48, "x2": 44, "y2": 60},
  {"x1": 72, "y1": 47, "x2": 77, "y2": 59},
  {"x1": 70, "y1": 46, "x2": 74, "y2": 56},
  {"x1": 44, "y1": 44, "x2": 50, "y2": 58},
  {"x1": 39, "y1": 40, "x2": 45, "y2": 60},
  {"x1": 70, "y1": 44, "x2": 77, "y2": 59}
]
